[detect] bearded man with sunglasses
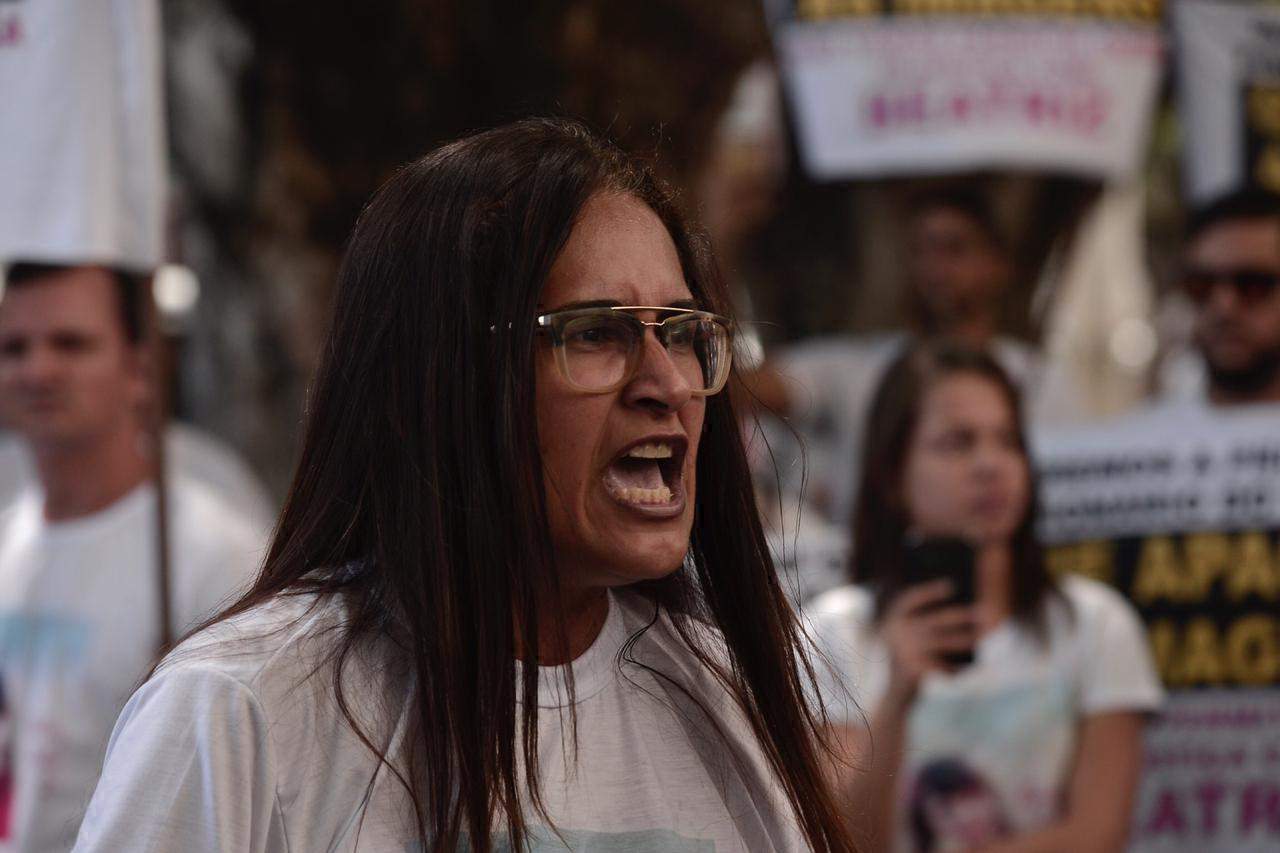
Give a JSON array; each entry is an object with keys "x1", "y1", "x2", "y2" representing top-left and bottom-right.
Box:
[{"x1": 1179, "y1": 189, "x2": 1280, "y2": 405}]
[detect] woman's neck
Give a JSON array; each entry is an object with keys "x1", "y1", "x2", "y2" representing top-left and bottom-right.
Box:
[
  {"x1": 975, "y1": 543, "x2": 1013, "y2": 632},
  {"x1": 517, "y1": 585, "x2": 610, "y2": 666}
]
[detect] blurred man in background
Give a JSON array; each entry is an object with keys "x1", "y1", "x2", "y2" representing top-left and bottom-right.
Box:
[
  {"x1": 0, "y1": 263, "x2": 262, "y2": 853},
  {"x1": 759, "y1": 189, "x2": 1037, "y2": 527},
  {"x1": 1180, "y1": 189, "x2": 1280, "y2": 406},
  {"x1": 747, "y1": 189, "x2": 1039, "y2": 602}
]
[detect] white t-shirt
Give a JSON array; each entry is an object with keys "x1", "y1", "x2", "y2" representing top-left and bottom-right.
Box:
[
  {"x1": 0, "y1": 478, "x2": 264, "y2": 853},
  {"x1": 806, "y1": 575, "x2": 1163, "y2": 853},
  {"x1": 74, "y1": 587, "x2": 809, "y2": 852},
  {"x1": 0, "y1": 425, "x2": 278, "y2": 539}
]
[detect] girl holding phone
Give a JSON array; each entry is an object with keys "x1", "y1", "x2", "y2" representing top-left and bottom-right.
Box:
[{"x1": 808, "y1": 341, "x2": 1162, "y2": 853}]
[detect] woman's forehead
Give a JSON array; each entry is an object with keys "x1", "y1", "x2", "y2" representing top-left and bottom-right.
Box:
[
  {"x1": 539, "y1": 193, "x2": 690, "y2": 310},
  {"x1": 920, "y1": 374, "x2": 1013, "y2": 423}
]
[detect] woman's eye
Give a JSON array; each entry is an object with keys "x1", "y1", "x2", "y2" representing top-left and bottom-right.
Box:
[
  {"x1": 935, "y1": 430, "x2": 973, "y2": 452},
  {"x1": 567, "y1": 322, "x2": 626, "y2": 347},
  {"x1": 666, "y1": 322, "x2": 698, "y2": 348}
]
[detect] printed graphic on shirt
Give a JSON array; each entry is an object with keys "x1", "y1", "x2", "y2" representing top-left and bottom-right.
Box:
[
  {"x1": 903, "y1": 680, "x2": 1075, "y2": 851},
  {"x1": 0, "y1": 612, "x2": 90, "y2": 669},
  {"x1": 905, "y1": 757, "x2": 1008, "y2": 853},
  {"x1": 0, "y1": 609, "x2": 92, "y2": 841}
]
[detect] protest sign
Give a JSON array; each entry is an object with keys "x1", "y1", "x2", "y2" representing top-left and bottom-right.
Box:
[
  {"x1": 0, "y1": 0, "x2": 165, "y2": 269},
  {"x1": 1174, "y1": 0, "x2": 1280, "y2": 203},
  {"x1": 1037, "y1": 402, "x2": 1280, "y2": 851},
  {"x1": 767, "y1": 0, "x2": 1163, "y2": 180}
]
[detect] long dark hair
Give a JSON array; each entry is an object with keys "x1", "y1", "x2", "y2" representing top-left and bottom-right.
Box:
[
  {"x1": 193, "y1": 119, "x2": 852, "y2": 851},
  {"x1": 850, "y1": 340, "x2": 1056, "y2": 629}
]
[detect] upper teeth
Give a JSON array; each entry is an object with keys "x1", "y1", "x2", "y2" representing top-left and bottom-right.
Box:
[{"x1": 628, "y1": 443, "x2": 674, "y2": 459}]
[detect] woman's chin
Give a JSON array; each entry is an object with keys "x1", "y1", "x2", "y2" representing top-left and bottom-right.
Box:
[
  {"x1": 600, "y1": 536, "x2": 688, "y2": 586},
  {"x1": 967, "y1": 523, "x2": 1018, "y2": 548}
]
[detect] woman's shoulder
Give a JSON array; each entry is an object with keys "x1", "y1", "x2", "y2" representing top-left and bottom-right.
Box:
[
  {"x1": 1051, "y1": 573, "x2": 1142, "y2": 629},
  {"x1": 80, "y1": 591, "x2": 414, "y2": 851},
  {"x1": 134, "y1": 589, "x2": 402, "y2": 792},
  {"x1": 1049, "y1": 575, "x2": 1165, "y2": 714},
  {"x1": 161, "y1": 591, "x2": 341, "y2": 691},
  {"x1": 612, "y1": 583, "x2": 877, "y2": 662},
  {"x1": 147, "y1": 590, "x2": 393, "y2": 752}
]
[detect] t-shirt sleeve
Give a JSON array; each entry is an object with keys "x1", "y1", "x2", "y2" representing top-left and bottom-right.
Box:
[
  {"x1": 802, "y1": 588, "x2": 881, "y2": 728},
  {"x1": 1076, "y1": 582, "x2": 1165, "y2": 716},
  {"x1": 73, "y1": 666, "x2": 286, "y2": 853},
  {"x1": 802, "y1": 612, "x2": 852, "y2": 722}
]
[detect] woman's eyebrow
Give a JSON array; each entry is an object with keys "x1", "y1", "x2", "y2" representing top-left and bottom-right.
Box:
[
  {"x1": 542, "y1": 299, "x2": 622, "y2": 312},
  {"x1": 541, "y1": 298, "x2": 700, "y2": 312}
]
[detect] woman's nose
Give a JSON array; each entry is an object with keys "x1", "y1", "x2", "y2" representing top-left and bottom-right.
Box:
[
  {"x1": 971, "y1": 440, "x2": 1007, "y2": 476},
  {"x1": 622, "y1": 330, "x2": 694, "y2": 412}
]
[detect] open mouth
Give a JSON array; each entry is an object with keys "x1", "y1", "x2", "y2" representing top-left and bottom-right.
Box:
[{"x1": 603, "y1": 438, "x2": 687, "y2": 511}]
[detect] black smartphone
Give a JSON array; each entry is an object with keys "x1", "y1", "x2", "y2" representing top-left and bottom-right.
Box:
[{"x1": 902, "y1": 536, "x2": 976, "y2": 668}]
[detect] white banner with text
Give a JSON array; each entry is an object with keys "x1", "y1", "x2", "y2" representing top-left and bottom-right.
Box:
[{"x1": 770, "y1": 2, "x2": 1163, "y2": 179}]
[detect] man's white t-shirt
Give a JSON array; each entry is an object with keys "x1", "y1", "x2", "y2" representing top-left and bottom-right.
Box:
[
  {"x1": 0, "y1": 425, "x2": 278, "y2": 538},
  {"x1": 0, "y1": 478, "x2": 263, "y2": 853},
  {"x1": 74, "y1": 586, "x2": 809, "y2": 852},
  {"x1": 806, "y1": 575, "x2": 1163, "y2": 853}
]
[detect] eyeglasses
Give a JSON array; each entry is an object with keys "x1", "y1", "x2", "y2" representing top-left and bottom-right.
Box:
[
  {"x1": 535, "y1": 305, "x2": 733, "y2": 395},
  {"x1": 1182, "y1": 267, "x2": 1280, "y2": 305}
]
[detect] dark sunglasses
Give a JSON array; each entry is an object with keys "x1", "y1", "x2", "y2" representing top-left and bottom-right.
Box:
[{"x1": 1182, "y1": 268, "x2": 1280, "y2": 305}]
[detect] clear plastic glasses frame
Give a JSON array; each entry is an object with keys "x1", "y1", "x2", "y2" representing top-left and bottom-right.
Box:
[{"x1": 535, "y1": 305, "x2": 733, "y2": 395}]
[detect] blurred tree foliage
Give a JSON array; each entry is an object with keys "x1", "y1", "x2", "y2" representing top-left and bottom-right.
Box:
[
  {"x1": 224, "y1": 0, "x2": 768, "y2": 253},
  {"x1": 169, "y1": 1, "x2": 775, "y2": 491}
]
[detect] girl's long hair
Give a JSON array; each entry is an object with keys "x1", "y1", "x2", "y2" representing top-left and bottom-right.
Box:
[
  {"x1": 193, "y1": 118, "x2": 852, "y2": 851},
  {"x1": 850, "y1": 340, "x2": 1057, "y2": 629}
]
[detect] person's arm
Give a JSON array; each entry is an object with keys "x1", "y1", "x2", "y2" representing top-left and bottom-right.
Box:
[
  {"x1": 976, "y1": 711, "x2": 1145, "y2": 853},
  {"x1": 825, "y1": 581, "x2": 978, "y2": 853},
  {"x1": 826, "y1": 681, "x2": 914, "y2": 853},
  {"x1": 977, "y1": 581, "x2": 1162, "y2": 853},
  {"x1": 73, "y1": 666, "x2": 285, "y2": 853}
]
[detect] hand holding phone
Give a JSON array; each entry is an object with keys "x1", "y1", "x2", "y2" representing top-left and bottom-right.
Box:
[
  {"x1": 879, "y1": 538, "x2": 978, "y2": 697},
  {"x1": 902, "y1": 537, "x2": 977, "y2": 668}
]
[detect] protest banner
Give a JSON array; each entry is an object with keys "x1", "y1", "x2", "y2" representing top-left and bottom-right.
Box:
[
  {"x1": 1036, "y1": 402, "x2": 1280, "y2": 851},
  {"x1": 0, "y1": 0, "x2": 165, "y2": 269},
  {"x1": 766, "y1": 0, "x2": 1163, "y2": 180},
  {"x1": 1174, "y1": 0, "x2": 1280, "y2": 203}
]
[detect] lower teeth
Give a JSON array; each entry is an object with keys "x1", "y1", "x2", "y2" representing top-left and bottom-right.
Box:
[{"x1": 619, "y1": 485, "x2": 672, "y2": 505}]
